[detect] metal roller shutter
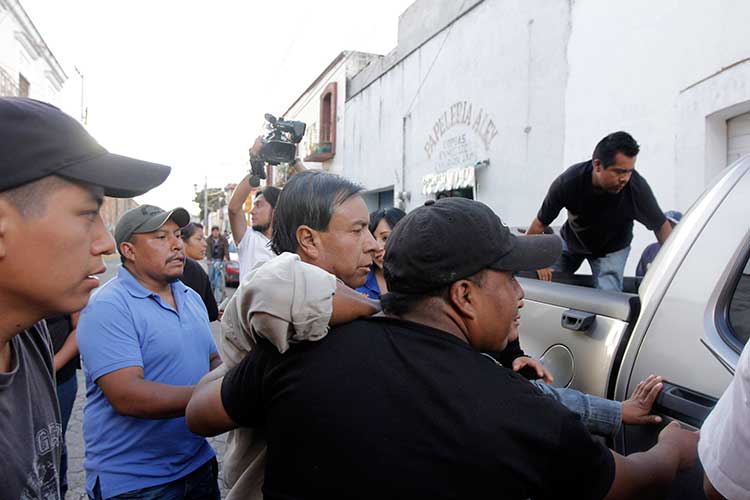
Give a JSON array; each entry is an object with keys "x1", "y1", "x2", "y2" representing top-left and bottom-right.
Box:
[{"x1": 727, "y1": 112, "x2": 750, "y2": 165}]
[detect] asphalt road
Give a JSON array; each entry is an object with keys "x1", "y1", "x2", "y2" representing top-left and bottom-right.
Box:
[{"x1": 64, "y1": 257, "x2": 235, "y2": 499}]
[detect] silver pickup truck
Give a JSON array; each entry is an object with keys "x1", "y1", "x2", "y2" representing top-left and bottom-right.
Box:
[{"x1": 517, "y1": 156, "x2": 749, "y2": 498}]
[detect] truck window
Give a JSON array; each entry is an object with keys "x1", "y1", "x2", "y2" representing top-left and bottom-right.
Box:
[{"x1": 727, "y1": 259, "x2": 750, "y2": 348}]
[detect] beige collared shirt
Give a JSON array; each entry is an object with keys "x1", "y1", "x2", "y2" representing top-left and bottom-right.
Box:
[{"x1": 213, "y1": 252, "x2": 336, "y2": 499}]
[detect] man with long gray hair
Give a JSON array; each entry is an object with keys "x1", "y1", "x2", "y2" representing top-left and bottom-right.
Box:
[{"x1": 195, "y1": 170, "x2": 379, "y2": 499}]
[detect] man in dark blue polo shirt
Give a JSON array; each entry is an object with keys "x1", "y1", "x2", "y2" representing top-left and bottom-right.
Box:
[{"x1": 77, "y1": 205, "x2": 222, "y2": 500}]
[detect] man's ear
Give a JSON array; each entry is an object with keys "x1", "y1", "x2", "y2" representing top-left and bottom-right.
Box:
[
  {"x1": 448, "y1": 279, "x2": 479, "y2": 321},
  {"x1": 119, "y1": 241, "x2": 136, "y2": 263},
  {"x1": 296, "y1": 225, "x2": 320, "y2": 260},
  {"x1": 592, "y1": 159, "x2": 603, "y2": 172},
  {"x1": 0, "y1": 199, "x2": 19, "y2": 259}
]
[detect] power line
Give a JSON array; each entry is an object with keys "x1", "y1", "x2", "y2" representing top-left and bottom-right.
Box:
[{"x1": 405, "y1": 0, "x2": 467, "y2": 115}]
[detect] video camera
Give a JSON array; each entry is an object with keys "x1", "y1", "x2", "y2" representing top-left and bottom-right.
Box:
[{"x1": 249, "y1": 113, "x2": 307, "y2": 187}]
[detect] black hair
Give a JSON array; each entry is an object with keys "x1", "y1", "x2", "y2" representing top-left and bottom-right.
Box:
[
  {"x1": 369, "y1": 207, "x2": 406, "y2": 234},
  {"x1": 271, "y1": 170, "x2": 363, "y2": 254},
  {"x1": 0, "y1": 175, "x2": 77, "y2": 218},
  {"x1": 255, "y1": 186, "x2": 281, "y2": 209},
  {"x1": 592, "y1": 131, "x2": 640, "y2": 168},
  {"x1": 381, "y1": 270, "x2": 486, "y2": 317},
  {"x1": 180, "y1": 222, "x2": 203, "y2": 240}
]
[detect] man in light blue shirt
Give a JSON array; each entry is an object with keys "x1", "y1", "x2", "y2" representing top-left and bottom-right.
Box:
[{"x1": 78, "y1": 205, "x2": 222, "y2": 500}]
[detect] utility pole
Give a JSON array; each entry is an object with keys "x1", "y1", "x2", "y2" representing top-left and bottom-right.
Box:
[
  {"x1": 203, "y1": 176, "x2": 208, "y2": 232},
  {"x1": 73, "y1": 66, "x2": 86, "y2": 125}
]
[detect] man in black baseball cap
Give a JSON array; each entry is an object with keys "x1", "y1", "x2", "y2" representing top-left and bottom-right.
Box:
[
  {"x1": 0, "y1": 97, "x2": 170, "y2": 499},
  {"x1": 192, "y1": 196, "x2": 698, "y2": 499}
]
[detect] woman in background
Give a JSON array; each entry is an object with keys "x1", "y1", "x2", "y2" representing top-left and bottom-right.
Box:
[
  {"x1": 180, "y1": 222, "x2": 219, "y2": 321},
  {"x1": 356, "y1": 207, "x2": 406, "y2": 300}
]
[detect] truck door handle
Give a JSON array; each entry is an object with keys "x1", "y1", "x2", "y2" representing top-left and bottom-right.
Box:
[
  {"x1": 561, "y1": 309, "x2": 595, "y2": 331},
  {"x1": 654, "y1": 383, "x2": 717, "y2": 428}
]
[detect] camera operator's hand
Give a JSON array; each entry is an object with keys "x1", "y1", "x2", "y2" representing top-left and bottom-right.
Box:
[
  {"x1": 288, "y1": 143, "x2": 307, "y2": 173},
  {"x1": 249, "y1": 135, "x2": 263, "y2": 158}
]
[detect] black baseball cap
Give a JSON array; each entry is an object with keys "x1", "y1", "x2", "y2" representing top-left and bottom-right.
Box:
[
  {"x1": 384, "y1": 198, "x2": 562, "y2": 294},
  {"x1": 0, "y1": 97, "x2": 170, "y2": 197},
  {"x1": 115, "y1": 205, "x2": 190, "y2": 251}
]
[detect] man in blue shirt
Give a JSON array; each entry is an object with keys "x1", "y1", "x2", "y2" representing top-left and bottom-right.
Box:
[{"x1": 78, "y1": 205, "x2": 222, "y2": 500}]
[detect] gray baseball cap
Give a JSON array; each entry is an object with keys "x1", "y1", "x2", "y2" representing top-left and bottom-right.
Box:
[{"x1": 115, "y1": 204, "x2": 191, "y2": 252}]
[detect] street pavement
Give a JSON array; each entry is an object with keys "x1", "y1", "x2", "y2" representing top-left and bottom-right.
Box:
[{"x1": 64, "y1": 257, "x2": 235, "y2": 499}]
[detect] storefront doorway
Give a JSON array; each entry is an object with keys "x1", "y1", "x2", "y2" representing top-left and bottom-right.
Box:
[{"x1": 436, "y1": 187, "x2": 474, "y2": 200}]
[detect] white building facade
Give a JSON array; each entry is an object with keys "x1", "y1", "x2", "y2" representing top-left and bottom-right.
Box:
[
  {"x1": 330, "y1": 0, "x2": 750, "y2": 271},
  {"x1": 0, "y1": 0, "x2": 66, "y2": 104},
  {"x1": 279, "y1": 51, "x2": 384, "y2": 203}
]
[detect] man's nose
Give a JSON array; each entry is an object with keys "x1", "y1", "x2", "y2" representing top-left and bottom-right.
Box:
[
  {"x1": 92, "y1": 215, "x2": 115, "y2": 255},
  {"x1": 363, "y1": 229, "x2": 377, "y2": 253},
  {"x1": 173, "y1": 235, "x2": 184, "y2": 250}
]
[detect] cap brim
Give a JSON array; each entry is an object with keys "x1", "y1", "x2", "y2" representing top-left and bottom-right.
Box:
[
  {"x1": 135, "y1": 208, "x2": 191, "y2": 234},
  {"x1": 490, "y1": 234, "x2": 562, "y2": 272},
  {"x1": 57, "y1": 152, "x2": 170, "y2": 198}
]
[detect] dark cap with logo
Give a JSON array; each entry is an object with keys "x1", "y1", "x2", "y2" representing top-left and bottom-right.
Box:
[
  {"x1": 0, "y1": 97, "x2": 170, "y2": 197},
  {"x1": 384, "y1": 198, "x2": 562, "y2": 294},
  {"x1": 115, "y1": 205, "x2": 191, "y2": 252}
]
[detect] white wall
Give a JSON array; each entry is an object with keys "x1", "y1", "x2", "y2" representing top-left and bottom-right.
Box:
[
  {"x1": 341, "y1": 0, "x2": 750, "y2": 274},
  {"x1": 344, "y1": 0, "x2": 571, "y2": 226},
  {"x1": 564, "y1": 0, "x2": 750, "y2": 271}
]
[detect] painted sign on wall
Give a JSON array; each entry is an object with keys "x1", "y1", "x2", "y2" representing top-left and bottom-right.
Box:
[{"x1": 424, "y1": 101, "x2": 499, "y2": 167}]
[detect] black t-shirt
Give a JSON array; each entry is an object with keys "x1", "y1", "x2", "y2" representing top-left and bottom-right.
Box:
[
  {"x1": 221, "y1": 317, "x2": 615, "y2": 500},
  {"x1": 537, "y1": 161, "x2": 666, "y2": 257},
  {"x1": 181, "y1": 258, "x2": 219, "y2": 321},
  {"x1": 46, "y1": 315, "x2": 79, "y2": 384}
]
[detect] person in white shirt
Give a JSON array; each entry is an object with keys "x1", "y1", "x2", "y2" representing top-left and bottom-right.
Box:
[
  {"x1": 699, "y1": 341, "x2": 750, "y2": 500},
  {"x1": 228, "y1": 137, "x2": 306, "y2": 281},
  {"x1": 228, "y1": 183, "x2": 278, "y2": 280}
]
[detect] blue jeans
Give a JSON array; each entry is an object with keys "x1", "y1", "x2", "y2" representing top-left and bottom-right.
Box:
[
  {"x1": 532, "y1": 380, "x2": 622, "y2": 438},
  {"x1": 56, "y1": 373, "x2": 78, "y2": 499},
  {"x1": 208, "y1": 261, "x2": 225, "y2": 302},
  {"x1": 555, "y1": 242, "x2": 631, "y2": 291},
  {"x1": 90, "y1": 458, "x2": 220, "y2": 500}
]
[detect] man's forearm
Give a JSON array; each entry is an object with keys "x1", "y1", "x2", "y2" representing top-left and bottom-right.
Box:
[
  {"x1": 228, "y1": 174, "x2": 253, "y2": 242},
  {"x1": 54, "y1": 330, "x2": 78, "y2": 372},
  {"x1": 110, "y1": 379, "x2": 194, "y2": 419},
  {"x1": 331, "y1": 283, "x2": 381, "y2": 325},
  {"x1": 655, "y1": 220, "x2": 672, "y2": 245},
  {"x1": 526, "y1": 217, "x2": 546, "y2": 235},
  {"x1": 607, "y1": 444, "x2": 680, "y2": 499},
  {"x1": 186, "y1": 376, "x2": 238, "y2": 437},
  {"x1": 228, "y1": 174, "x2": 254, "y2": 214},
  {"x1": 533, "y1": 382, "x2": 622, "y2": 438}
]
